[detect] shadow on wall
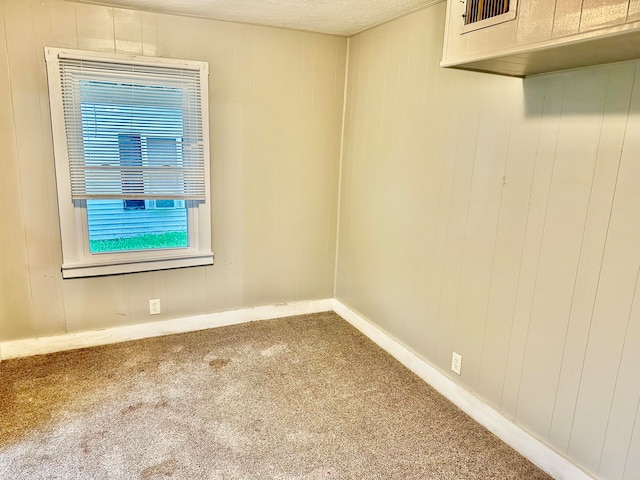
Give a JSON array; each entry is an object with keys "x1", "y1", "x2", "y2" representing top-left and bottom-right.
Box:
[{"x1": 523, "y1": 60, "x2": 640, "y2": 117}]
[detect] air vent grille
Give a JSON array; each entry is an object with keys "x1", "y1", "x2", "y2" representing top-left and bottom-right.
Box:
[{"x1": 464, "y1": 0, "x2": 510, "y2": 25}]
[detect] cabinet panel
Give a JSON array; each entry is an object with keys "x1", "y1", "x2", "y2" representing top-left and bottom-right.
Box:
[
  {"x1": 516, "y1": 0, "x2": 555, "y2": 44},
  {"x1": 630, "y1": 0, "x2": 640, "y2": 22},
  {"x1": 442, "y1": 0, "x2": 640, "y2": 77},
  {"x1": 552, "y1": 0, "x2": 583, "y2": 37},
  {"x1": 581, "y1": 0, "x2": 630, "y2": 31}
]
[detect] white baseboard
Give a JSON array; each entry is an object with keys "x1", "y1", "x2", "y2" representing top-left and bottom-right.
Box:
[
  {"x1": 0, "y1": 296, "x2": 595, "y2": 480},
  {"x1": 331, "y1": 299, "x2": 596, "y2": 480},
  {"x1": 0, "y1": 299, "x2": 333, "y2": 361}
]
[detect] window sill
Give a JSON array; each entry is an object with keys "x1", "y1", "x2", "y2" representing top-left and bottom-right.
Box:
[{"x1": 61, "y1": 252, "x2": 214, "y2": 279}]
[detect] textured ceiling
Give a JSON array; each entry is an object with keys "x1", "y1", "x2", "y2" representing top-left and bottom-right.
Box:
[{"x1": 77, "y1": 0, "x2": 441, "y2": 36}]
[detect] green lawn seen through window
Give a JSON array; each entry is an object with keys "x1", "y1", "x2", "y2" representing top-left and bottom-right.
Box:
[{"x1": 89, "y1": 231, "x2": 188, "y2": 253}]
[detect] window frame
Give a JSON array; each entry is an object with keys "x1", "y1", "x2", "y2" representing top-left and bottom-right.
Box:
[{"x1": 45, "y1": 47, "x2": 213, "y2": 279}]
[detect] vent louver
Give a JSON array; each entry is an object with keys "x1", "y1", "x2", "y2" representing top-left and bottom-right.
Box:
[{"x1": 464, "y1": 0, "x2": 510, "y2": 25}]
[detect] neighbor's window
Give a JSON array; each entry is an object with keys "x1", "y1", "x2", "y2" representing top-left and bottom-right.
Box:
[
  {"x1": 462, "y1": 0, "x2": 517, "y2": 33},
  {"x1": 45, "y1": 48, "x2": 213, "y2": 278}
]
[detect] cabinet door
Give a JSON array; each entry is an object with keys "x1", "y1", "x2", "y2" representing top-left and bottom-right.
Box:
[
  {"x1": 628, "y1": 0, "x2": 640, "y2": 22},
  {"x1": 581, "y1": 0, "x2": 630, "y2": 31},
  {"x1": 552, "y1": 0, "x2": 583, "y2": 37}
]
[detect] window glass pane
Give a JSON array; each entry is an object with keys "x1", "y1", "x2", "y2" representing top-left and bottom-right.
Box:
[
  {"x1": 87, "y1": 199, "x2": 188, "y2": 253},
  {"x1": 119, "y1": 134, "x2": 144, "y2": 200}
]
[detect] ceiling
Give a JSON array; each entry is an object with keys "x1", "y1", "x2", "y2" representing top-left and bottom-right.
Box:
[{"x1": 77, "y1": 0, "x2": 441, "y2": 36}]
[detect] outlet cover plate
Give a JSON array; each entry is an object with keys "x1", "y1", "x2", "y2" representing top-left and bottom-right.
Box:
[
  {"x1": 149, "y1": 298, "x2": 161, "y2": 315},
  {"x1": 451, "y1": 352, "x2": 462, "y2": 375}
]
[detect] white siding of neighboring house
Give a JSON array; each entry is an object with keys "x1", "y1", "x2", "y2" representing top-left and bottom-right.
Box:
[{"x1": 86, "y1": 199, "x2": 187, "y2": 240}]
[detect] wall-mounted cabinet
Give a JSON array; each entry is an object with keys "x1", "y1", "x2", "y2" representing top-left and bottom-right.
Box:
[{"x1": 441, "y1": 0, "x2": 640, "y2": 77}]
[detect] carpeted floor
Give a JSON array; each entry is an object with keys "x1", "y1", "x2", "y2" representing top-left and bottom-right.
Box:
[{"x1": 0, "y1": 312, "x2": 551, "y2": 479}]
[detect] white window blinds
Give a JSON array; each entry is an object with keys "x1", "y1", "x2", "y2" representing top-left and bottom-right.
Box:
[{"x1": 56, "y1": 54, "x2": 206, "y2": 200}]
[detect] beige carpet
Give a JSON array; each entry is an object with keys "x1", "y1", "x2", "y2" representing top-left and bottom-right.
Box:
[{"x1": 0, "y1": 312, "x2": 551, "y2": 479}]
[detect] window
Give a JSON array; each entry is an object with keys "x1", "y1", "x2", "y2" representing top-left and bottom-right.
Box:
[
  {"x1": 462, "y1": 0, "x2": 517, "y2": 33},
  {"x1": 118, "y1": 134, "x2": 145, "y2": 210},
  {"x1": 45, "y1": 48, "x2": 213, "y2": 278}
]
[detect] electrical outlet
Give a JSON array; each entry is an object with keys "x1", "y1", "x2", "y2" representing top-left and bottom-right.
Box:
[
  {"x1": 149, "y1": 298, "x2": 161, "y2": 315},
  {"x1": 451, "y1": 352, "x2": 462, "y2": 375}
]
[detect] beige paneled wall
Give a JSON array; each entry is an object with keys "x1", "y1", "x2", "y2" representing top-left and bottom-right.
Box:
[
  {"x1": 336, "y1": 3, "x2": 640, "y2": 479},
  {"x1": 0, "y1": 0, "x2": 346, "y2": 341}
]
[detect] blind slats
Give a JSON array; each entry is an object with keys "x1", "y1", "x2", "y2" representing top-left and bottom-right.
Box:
[{"x1": 58, "y1": 56, "x2": 206, "y2": 201}]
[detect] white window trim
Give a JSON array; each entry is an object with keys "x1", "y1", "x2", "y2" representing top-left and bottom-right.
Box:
[{"x1": 45, "y1": 47, "x2": 213, "y2": 279}]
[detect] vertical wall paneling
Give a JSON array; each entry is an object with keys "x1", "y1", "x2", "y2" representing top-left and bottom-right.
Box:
[
  {"x1": 404, "y1": 10, "x2": 442, "y2": 357},
  {"x1": 247, "y1": 29, "x2": 285, "y2": 306},
  {"x1": 515, "y1": 68, "x2": 610, "y2": 439},
  {"x1": 156, "y1": 12, "x2": 201, "y2": 61},
  {"x1": 61, "y1": 276, "x2": 128, "y2": 332},
  {"x1": 229, "y1": 25, "x2": 254, "y2": 308},
  {"x1": 0, "y1": 155, "x2": 11, "y2": 339},
  {"x1": 548, "y1": 63, "x2": 637, "y2": 453},
  {"x1": 30, "y1": 0, "x2": 67, "y2": 334},
  {"x1": 205, "y1": 22, "x2": 243, "y2": 312},
  {"x1": 567, "y1": 64, "x2": 640, "y2": 474},
  {"x1": 475, "y1": 82, "x2": 543, "y2": 409},
  {"x1": 337, "y1": 35, "x2": 379, "y2": 322},
  {"x1": 337, "y1": 4, "x2": 640, "y2": 478},
  {"x1": 281, "y1": 33, "x2": 313, "y2": 301},
  {"x1": 4, "y1": 0, "x2": 64, "y2": 337},
  {"x1": 279, "y1": 31, "x2": 306, "y2": 304},
  {"x1": 422, "y1": 69, "x2": 461, "y2": 363},
  {"x1": 433, "y1": 98, "x2": 480, "y2": 371},
  {"x1": 140, "y1": 11, "x2": 157, "y2": 57},
  {"x1": 333, "y1": 37, "x2": 359, "y2": 304},
  {"x1": 114, "y1": 7, "x2": 143, "y2": 55},
  {"x1": 393, "y1": 11, "x2": 434, "y2": 350},
  {"x1": 124, "y1": 272, "x2": 153, "y2": 324},
  {"x1": 329, "y1": 39, "x2": 346, "y2": 300},
  {"x1": 365, "y1": 27, "x2": 405, "y2": 333},
  {"x1": 451, "y1": 74, "x2": 515, "y2": 388},
  {"x1": 500, "y1": 76, "x2": 565, "y2": 419},
  {"x1": 48, "y1": 0, "x2": 77, "y2": 49},
  {"x1": 300, "y1": 36, "x2": 332, "y2": 299},
  {"x1": 0, "y1": 0, "x2": 35, "y2": 341},
  {"x1": 0, "y1": 0, "x2": 345, "y2": 340},
  {"x1": 624, "y1": 406, "x2": 640, "y2": 479},
  {"x1": 599, "y1": 275, "x2": 640, "y2": 479},
  {"x1": 161, "y1": 268, "x2": 206, "y2": 320},
  {"x1": 327, "y1": 42, "x2": 346, "y2": 300},
  {"x1": 344, "y1": 29, "x2": 385, "y2": 326},
  {"x1": 75, "y1": 2, "x2": 115, "y2": 52}
]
